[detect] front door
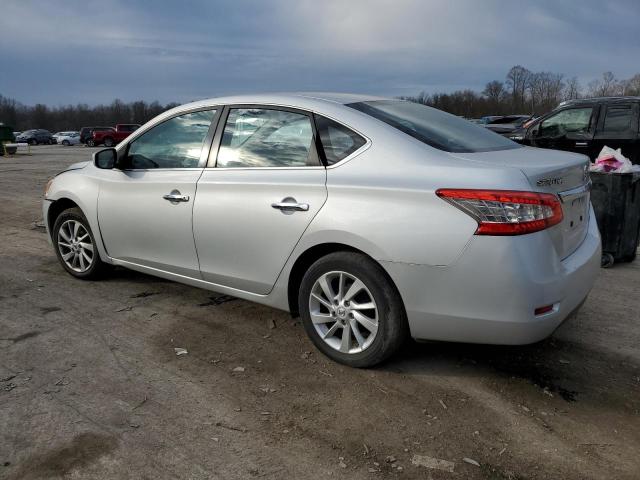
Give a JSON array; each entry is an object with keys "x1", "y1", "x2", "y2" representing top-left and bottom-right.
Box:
[
  {"x1": 97, "y1": 108, "x2": 218, "y2": 277},
  {"x1": 193, "y1": 106, "x2": 327, "y2": 294}
]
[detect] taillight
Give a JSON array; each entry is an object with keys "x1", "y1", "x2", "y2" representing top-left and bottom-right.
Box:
[{"x1": 436, "y1": 189, "x2": 563, "y2": 236}]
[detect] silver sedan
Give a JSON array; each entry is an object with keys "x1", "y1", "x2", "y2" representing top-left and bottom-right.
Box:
[{"x1": 43, "y1": 93, "x2": 601, "y2": 367}]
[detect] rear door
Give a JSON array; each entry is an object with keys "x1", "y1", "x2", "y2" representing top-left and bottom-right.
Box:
[
  {"x1": 531, "y1": 106, "x2": 598, "y2": 159},
  {"x1": 593, "y1": 102, "x2": 639, "y2": 164},
  {"x1": 193, "y1": 105, "x2": 327, "y2": 294}
]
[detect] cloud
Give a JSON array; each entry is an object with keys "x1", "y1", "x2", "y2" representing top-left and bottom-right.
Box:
[{"x1": 0, "y1": 0, "x2": 638, "y2": 104}]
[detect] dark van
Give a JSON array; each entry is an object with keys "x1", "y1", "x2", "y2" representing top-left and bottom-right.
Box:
[{"x1": 523, "y1": 97, "x2": 640, "y2": 164}]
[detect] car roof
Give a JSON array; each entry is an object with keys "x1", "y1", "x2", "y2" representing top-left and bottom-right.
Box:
[
  {"x1": 558, "y1": 96, "x2": 640, "y2": 107},
  {"x1": 178, "y1": 92, "x2": 391, "y2": 110}
]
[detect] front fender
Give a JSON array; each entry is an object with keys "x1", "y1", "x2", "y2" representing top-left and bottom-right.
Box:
[{"x1": 44, "y1": 170, "x2": 110, "y2": 263}]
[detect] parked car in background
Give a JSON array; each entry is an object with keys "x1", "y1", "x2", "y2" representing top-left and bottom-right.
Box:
[
  {"x1": 523, "y1": 97, "x2": 640, "y2": 164},
  {"x1": 91, "y1": 124, "x2": 140, "y2": 147},
  {"x1": 484, "y1": 115, "x2": 533, "y2": 136},
  {"x1": 53, "y1": 131, "x2": 79, "y2": 144},
  {"x1": 57, "y1": 132, "x2": 81, "y2": 146},
  {"x1": 79, "y1": 127, "x2": 114, "y2": 146},
  {"x1": 16, "y1": 129, "x2": 54, "y2": 145},
  {"x1": 43, "y1": 93, "x2": 600, "y2": 367},
  {"x1": 479, "y1": 115, "x2": 503, "y2": 124}
]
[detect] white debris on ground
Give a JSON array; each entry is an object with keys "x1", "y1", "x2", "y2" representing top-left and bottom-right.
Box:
[
  {"x1": 411, "y1": 454, "x2": 455, "y2": 472},
  {"x1": 174, "y1": 348, "x2": 188, "y2": 356}
]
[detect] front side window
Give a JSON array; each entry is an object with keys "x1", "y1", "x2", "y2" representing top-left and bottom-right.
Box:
[
  {"x1": 126, "y1": 109, "x2": 216, "y2": 169},
  {"x1": 217, "y1": 108, "x2": 315, "y2": 168},
  {"x1": 539, "y1": 107, "x2": 593, "y2": 136},
  {"x1": 315, "y1": 115, "x2": 366, "y2": 165},
  {"x1": 348, "y1": 100, "x2": 519, "y2": 153},
  {"x1": 602, "y1": 106, "x2": 632, "y2": 133}
]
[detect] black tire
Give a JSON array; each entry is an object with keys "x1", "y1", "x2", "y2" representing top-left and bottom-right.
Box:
[
  {"x1": 298, "y1": 251, "x2": 408, "y2": 368},
  {"x1": 28, "y1": 138, "x2": 37, "y2": 146},
  {"x1": 87, "y1": 139, "x2": 96, "y2": 147},
  {"x1": 103, "y1": 137, "x2": 114, "y2": 147},
  {"x1": 52, "y1": 207, "x2": 107, "y2": 280},
  {"x1": 62, "y1": 140, "x2": 70, "y2": 146}
]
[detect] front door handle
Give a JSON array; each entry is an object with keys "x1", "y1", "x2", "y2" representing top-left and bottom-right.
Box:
[
  {"x1": 575, "y1": 142, "x2": 589, "y2": 147},
  {"x1": 163, "y1": 190, "x2": 190, "y2": 203},
  {"x1": 271, "y1": 197, "x2": 309, "y2": 212}
]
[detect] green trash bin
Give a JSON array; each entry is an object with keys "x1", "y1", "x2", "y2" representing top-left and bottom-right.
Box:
[{"x1": 0, "y1": 125, "x2": 16, "y2": 156}]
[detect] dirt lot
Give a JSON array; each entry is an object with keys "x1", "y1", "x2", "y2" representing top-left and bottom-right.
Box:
[{"x1": 1, "y1": 145, "x2": 639, "y2": 480}]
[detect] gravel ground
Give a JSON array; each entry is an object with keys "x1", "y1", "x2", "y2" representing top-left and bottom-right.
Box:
[{"x1": 1, "y1": 145, "x2": 639, "y2": 480}]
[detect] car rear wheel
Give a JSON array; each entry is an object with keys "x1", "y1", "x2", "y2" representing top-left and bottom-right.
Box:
[
  {"x1": 298, "y1": 251, "x2": 407, "y2": 368},
  {"x1": 52, "y1": 207, "x2": 107, "y2": 279},
  {"x1": 62, "y1": 140, "x2": 70, "y2": 146},
  {"x1": 103, "y1": 137, "x2": 114, "y2": 147}
]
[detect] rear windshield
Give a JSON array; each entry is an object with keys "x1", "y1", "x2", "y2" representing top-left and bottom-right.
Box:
[{"x1": 348, "y1": 100, "x2": 521, "y2": 153}]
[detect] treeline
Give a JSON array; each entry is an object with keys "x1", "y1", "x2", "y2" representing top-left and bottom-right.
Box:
[
  {"x1": 2, "y1": 65, "x2": 640, "y2": 130},
  {"x1": 401, "y1": 66, "x2": 640, "y2": 118},
  {"x1": 0, "y1": 96, "x2": 180, "y2": 131}
]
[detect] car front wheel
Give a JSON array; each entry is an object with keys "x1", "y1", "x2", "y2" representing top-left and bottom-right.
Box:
[
  {"x1": 87, "y1": 139, "x2": 95, "y2": 147},
  {"x1": 298, "y1": 251, "x2": 407, "y2": 368},
  {"x1": 52, "y1": 207, "x2": 106, "y2": 279},
  {"x1": 103, "y1": 137, "x2": 114, "y2": 147}
]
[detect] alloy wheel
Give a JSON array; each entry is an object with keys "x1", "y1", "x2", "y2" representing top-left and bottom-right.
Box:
[
  {"x1": 308, "y1": 271, "x2": 379, "y2": 354},
  {"x1": 57, "y1": 220, "x2": 94, "y2": 273}
]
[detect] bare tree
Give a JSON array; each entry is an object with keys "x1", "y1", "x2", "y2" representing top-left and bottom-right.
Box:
[
  {"x1": 588, "y1": 71, "x2": 623, "y2": 97},
  {"x1": 564, "y1": 76, "x2": 581, "y2": 100},
  {"x1": 506, "y1": 65, "x2": 531, "y2": 111},
  {"x1": 483, "y1": 80, "x2": 505, "y2": 103},
  {"x1": 622, "y1": 74, "x2": 640, "y2": 96}
]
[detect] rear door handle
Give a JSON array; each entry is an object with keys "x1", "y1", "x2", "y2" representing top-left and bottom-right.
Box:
[
  {"x1": 575, "y1": 142, "x2": 589, "y2": 147},
  {"x1": 163, "y1": 190, "x2": 190, "y2": 202},
  {"x1": 271, "y1": 198, "x2": 309, "y2": 212}
]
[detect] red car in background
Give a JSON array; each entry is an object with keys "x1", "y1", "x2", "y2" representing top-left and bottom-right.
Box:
[{"x1": 90, "y1": 124, "x2": 140, "y2": 147}]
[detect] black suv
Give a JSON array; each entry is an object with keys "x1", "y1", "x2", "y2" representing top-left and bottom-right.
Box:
[
  {"x1": 79, "y1": 126, "x2": 114, "y2": 146},
  {"x1": 522, "y1": 97, "x2": 640, "y2": 164},
  {"x1": 15, "y1": 129, "x2": 54, "y2": 145}
]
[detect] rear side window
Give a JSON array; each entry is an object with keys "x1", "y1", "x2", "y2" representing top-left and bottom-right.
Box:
[
  {"x1": 314, "y1": 115, "x2": 366, "y2": 165},
  {"x1": 217, "y1": 108, "x2": 316, "y2": 168},
  {"x1": 602, "y1": 106, "x2": 633, "y2": 133}
]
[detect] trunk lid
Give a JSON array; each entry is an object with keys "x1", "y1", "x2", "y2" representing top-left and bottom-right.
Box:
[{"x1": 450, "y1": 146, "x2": 591, "y2": 259}]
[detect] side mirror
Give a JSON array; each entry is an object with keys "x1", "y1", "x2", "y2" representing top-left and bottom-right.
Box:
[{"x1": 94, "y1": 148, "x2": 117, "y2": 169}]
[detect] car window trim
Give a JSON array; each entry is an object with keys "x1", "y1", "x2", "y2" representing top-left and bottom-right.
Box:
[
  {"x1": 118, "y1": 106, "x2": 222, "y2": 171},
  {"x1": 206, "y1": 104, "x2": 323, "y2": 169}
]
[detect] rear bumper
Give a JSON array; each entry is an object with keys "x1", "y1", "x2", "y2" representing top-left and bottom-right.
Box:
[{"x1": 382, "y1": 208, "x2": 601, "y2": 345}]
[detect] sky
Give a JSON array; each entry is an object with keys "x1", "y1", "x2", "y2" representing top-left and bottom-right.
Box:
[{"x1": 1, "y1": 0, "x2": 639, "y2": 106}]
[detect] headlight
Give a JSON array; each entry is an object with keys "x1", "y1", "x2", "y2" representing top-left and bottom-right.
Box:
[{"x1": 44, "y1": 177, "x2": 54, "y2": 197}]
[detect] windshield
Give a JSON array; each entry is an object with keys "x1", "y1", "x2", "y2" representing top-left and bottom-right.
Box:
[{"x1": 348, "y1": 100, "x2": 521, "y2": 153}]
